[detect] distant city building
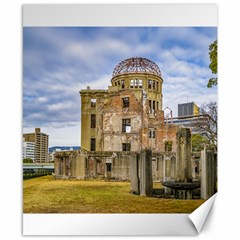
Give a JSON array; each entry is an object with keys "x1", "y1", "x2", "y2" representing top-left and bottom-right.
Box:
[
  {"x1": 23, "y1": 137, "x2": 35, "y2": 161},
  {"x1": 167, "y1": 115, "x2": 207, "y2": 134},
  {"x1": 23, "y1": 128, "x2": 49, "y2": 163},
  {"x1": 49, "y1": 146, "x2": 80, "y2": 153},
  {"x1": 178, "y1": 102, "x2": 199, "y2": 117},
  {"x1": 165, "y1": 102, "x2": 207, "y2": 134}
]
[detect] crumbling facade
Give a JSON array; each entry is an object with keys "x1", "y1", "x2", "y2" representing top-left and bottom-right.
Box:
[
  {"x1": 80, "y1": 57, "x2": 177, "y2": 153},
  {"x1": 55, "y1": 57, "x2": 179, "y2": 181}
]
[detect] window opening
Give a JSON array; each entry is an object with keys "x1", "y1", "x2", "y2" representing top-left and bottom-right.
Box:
[
  {"x1": 130, "y1": 80, "x2": 134, "y2": 88},
  {"x1": 149, "y1": 129, "x2": 156, "y2": 138},
  {"x1": 122, "y1": 97, "x2": 129, "y2": 108},
  {"x1": 165, "y1": 141, "x2": 172, "y2": 152},
  {"x1": 91, "y1": 114, "x2": 96, "y2": 128},
  {"x1": 106, "y1": 163, "x2": 112, "y2": 172},
  {"x1": 90, "y1": 138, "x2": 96, "y2": 151},
  {"x1": 122, "y1": 143, "x2": 131, "y2": 151},
  {"x1": 121, "y1": 80, "x2": 125, "y2": 89},
  {"x1": 148, "y1": 80, "x2": 152, "y2": 89},
  {"x1": 91, "y1": 99, "x2": 96, "y2": 107},
  {"x1": 122, "y1": 119, "x2": 131, "y2": 133}
]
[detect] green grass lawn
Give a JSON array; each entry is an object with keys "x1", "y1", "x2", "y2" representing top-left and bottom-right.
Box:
[{"x1": 23, "y1": 175, "x2": 204, "y2": 213}]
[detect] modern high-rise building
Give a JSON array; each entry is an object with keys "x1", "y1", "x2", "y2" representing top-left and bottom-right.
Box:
[
  {"x1": 23, "y1": 138, "x2": 35, "y2": 161},
  {"x1": 178, "y1": 102, "x2": 199, "y2": 117},
  {"x1": 23, "y1": 128, "x2": 49, "y2": 163}
]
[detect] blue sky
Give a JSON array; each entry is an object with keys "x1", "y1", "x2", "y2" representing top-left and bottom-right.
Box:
[{"x1": 23, "y1": 27, "x2": 217, "y2": 147}]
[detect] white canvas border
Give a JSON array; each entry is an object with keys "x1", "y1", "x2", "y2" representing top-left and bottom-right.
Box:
[
  {"x1": 22, "y1": 3, "x2": 217, "y2": 236},
  {"x1": 23, "y1": 4, "x2": 217, "y2": 27},
  {"x1": 4, "y1": 0, "x2": 240, "y2": 240},
  {"x1": 23, "y1": 214, "x2": 196, "y2": 236}
]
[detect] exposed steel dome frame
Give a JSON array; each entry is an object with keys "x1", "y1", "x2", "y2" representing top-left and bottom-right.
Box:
[{"x1": 112, "y1": 57, "x2": 161, "y2": 78}]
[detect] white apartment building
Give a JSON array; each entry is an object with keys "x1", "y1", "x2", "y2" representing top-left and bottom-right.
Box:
[{"x1": 23, "y1": 139, "x2": 35, "y2": 161}]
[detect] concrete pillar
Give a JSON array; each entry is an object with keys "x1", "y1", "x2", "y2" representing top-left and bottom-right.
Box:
[
  {"x1": 176, "y1": 128, "x2": 192, "y2": 182},
  {"x1": 71, "y1": 154, "x2": 76, "y2": 177},
  {"x1": 201, "y1": 148, "x2": 216, "y2": 199},
  {"x1": 214, "y1": 152, "x2": 218, "y2": 193},
  {"x1": 104, "y1": 161, "x2": 107, "y2": 178},
  {"x1": 130, "y1": 153, "x2": 139, "y2": 194},
  {"x1": 59, "y1": 159, "x2": 63, "y2": 175},
  {"x1": 159, "y1": 156, "x2": 164, "y2": 181},
  {"x1": 93, "y1": 158, "x2": 97, "y2": 177},
  {"x1": 139, "y1": 149, "x2": 153, "y2": 196},
  {"x1": 186, "y1": 190, "x2": 193, "y2": 199},
  {"x1": 130, "y1": 150, "x2": 153, "y2": 196},
  {"x1": 170, "y1": 156, "x2": 176, "y2": 179},
  {"x1": 63, "y1": 157, "x2": 66, "y2": 177},
  {"x1": 164, "y1": 156, "x2": 171, "y2": 194},
  {"x1": 163, "y1": 155, "x2": 166, "y2": 181},
  {"x1": 75, "y1": 153, "x2": 87, "y2": 179},
  {"x1": 54, "y1": 158, "x2": 59, "y2": 176},
  {"x1": 192, "y1": 159, "x2": 196, "y2": 179},
  {"x1": 201, "y1": 148, "x2": 206, "y2": 199},
  {"x1": 165, "y1": 157, "x2": 171, "y2": 179}
]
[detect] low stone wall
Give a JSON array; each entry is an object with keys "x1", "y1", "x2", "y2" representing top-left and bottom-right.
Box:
[
  {"x1": 54, "y1": 150, "x2": 134, "y2": 180},
  {"x1": 86, "y1": 152, "x2": 134, "y2": 180},
  {"x1": 54, "y1": 150, "x2": 88, "y2": 179},
  {"x1": 54, "y1": 150, "x2": 200, "y2": 182}
]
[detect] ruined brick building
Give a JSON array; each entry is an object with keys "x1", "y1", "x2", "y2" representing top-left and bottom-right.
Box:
[
  {"x1": 55, "y1": 57, "x2": 180, "y2": 180},
  {"x1": 80, "y1": 57, "x2": 177, "y2": 153}
]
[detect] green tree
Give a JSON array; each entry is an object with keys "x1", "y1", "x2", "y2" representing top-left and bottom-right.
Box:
[
  {"x1": 192, "y1": 134, "x2": 209, "y2": 152},
  {"x1": 208, "y1": 40, "x2": 218, "y2": 87},
  {"x1": 23, "y1": 158, "x2": 33, "y2": 163}
]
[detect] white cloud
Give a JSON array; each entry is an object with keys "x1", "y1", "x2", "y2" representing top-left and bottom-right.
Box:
[
  {"x1": 23, "y1": 27, "x2": 217, "y2": 146},
  {"x1": 37, "y1": 97, "x2": 48, "y2": 103},
  {"x1": 45, "y1": 124, "x2": 80, "y2": 146},
  {"x1": 47, "y1": 102, "x2": 74, "y2": 111}
]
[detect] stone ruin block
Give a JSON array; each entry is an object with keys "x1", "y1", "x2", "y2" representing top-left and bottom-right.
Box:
[{"x1": 130, "y1": 149, "x2": 153, "y2": 197}]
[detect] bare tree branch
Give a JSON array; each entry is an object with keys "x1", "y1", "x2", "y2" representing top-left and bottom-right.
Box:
[{"x1": 193, "y1": 102, "x2": 217, "y2": 149}]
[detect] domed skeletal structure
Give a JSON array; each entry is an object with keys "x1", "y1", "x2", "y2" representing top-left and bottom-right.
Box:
[{"x1": 112, "y1": 57, "x2": 161, "y2": 77}]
